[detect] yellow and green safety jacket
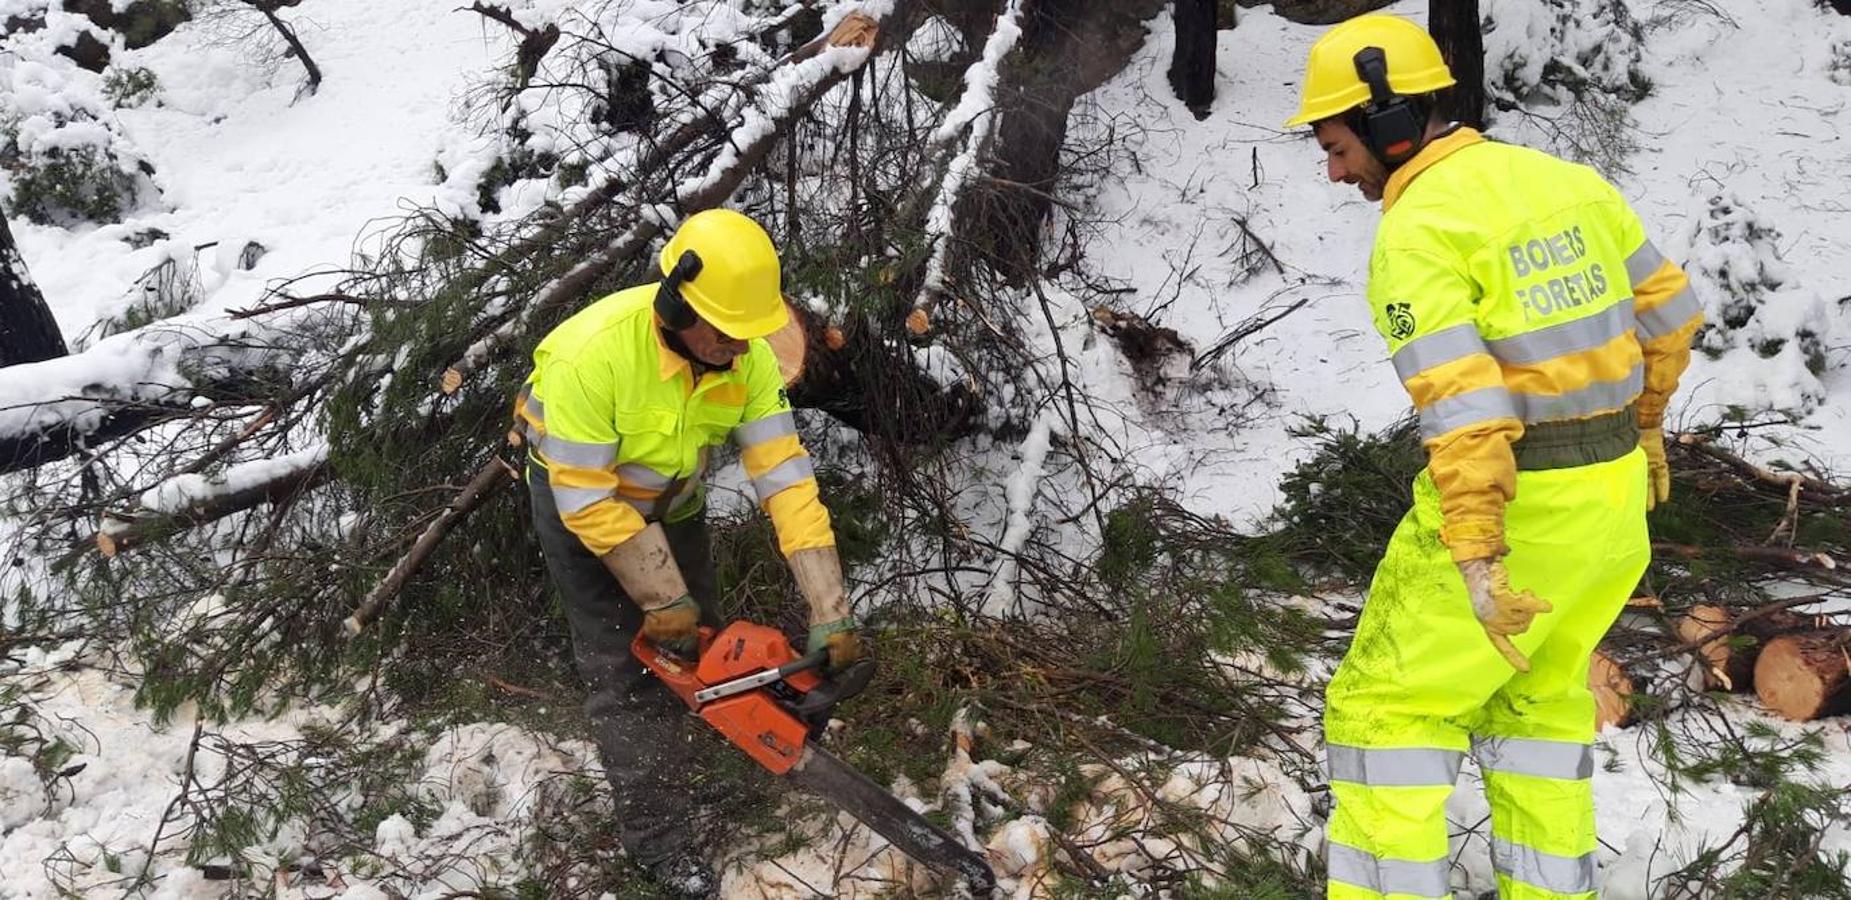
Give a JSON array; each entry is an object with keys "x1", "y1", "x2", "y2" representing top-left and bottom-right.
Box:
[
  {"x1": 1371, "y1": 128, "x2": 1704, "y2": 562},
  {"x1": 513, "y1": 285, "x2": 834, "y2": 557}
]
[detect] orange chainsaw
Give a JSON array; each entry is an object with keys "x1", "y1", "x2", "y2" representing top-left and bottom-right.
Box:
[{"x1": 632, "y1": 621, "x2": 996, "y2": 893}]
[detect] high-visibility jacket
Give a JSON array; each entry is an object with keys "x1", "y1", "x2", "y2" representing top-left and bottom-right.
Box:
[
  {"x1": 513, "y1": 285, "x2": 834, "y2": 557},
  {"x1": 1371, "y1": 127, "x2": 1704, "y2": 562}
]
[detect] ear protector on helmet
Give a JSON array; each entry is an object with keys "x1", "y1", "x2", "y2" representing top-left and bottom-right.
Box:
[
  {"x1": 654, "y1": 249, "x2": 705, "y2": 330},
  {"x1": 1349, "y1": 45, "x2": 1426, "y2": 167}
]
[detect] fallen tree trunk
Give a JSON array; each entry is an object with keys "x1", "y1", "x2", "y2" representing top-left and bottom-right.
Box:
[
  {"x1": 1754, "y1": 631, "x2": 1851, "y2": 721},
  {"x1": 95, "y1": 463, "x2": 332, "y2": 557},
  {"x1": 1671, "y1": 602, "x2": 1813, "y2": 692}
]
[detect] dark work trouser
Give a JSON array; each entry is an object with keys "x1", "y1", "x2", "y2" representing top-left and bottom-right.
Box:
[{"x1": 527, "y1": 464, "x2": 720, "y2": 867}]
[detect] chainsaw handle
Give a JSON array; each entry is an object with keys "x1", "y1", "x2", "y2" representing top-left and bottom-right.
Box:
[{"x1": 780, "y1": 649, "x2": 829, "y2": 679}]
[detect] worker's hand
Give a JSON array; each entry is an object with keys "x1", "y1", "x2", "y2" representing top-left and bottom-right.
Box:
[
  {"x1": 642, "y1": 595, "x2": 702, "y2": 660},
  {"x1": 1457, "y1": 558, "x2": 1552, "y2": 673},
  {"x1": 810, "y1": 618, "x2": 866, "y2": 671},
  {"x1": 1639, "y1": 427, "x2": 1671, "y2": 510}
]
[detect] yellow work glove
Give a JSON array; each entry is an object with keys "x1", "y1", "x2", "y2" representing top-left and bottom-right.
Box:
[
  {"x1": 1457, "y1": 558, "x2": 1552, "y2": 673},
  {"x1": 641, "y1": 595, "x2": 702, "y2": 660},
  {"x1": 1639, "y1": 427, "x2": 1671, "y2": 510}
]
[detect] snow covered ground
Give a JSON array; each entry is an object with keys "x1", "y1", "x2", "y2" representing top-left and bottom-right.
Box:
[{"x1": 5, "y1": 0, "x2": 1850, "y2": 897}]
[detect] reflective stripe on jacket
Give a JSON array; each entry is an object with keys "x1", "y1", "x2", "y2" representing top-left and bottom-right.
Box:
[
  {"x1": 514, "y1": 285, "x2": 834, "y2": 557},
  {"x1": 1372, "y1": 128, "x2": 1703, "y2": 562}
]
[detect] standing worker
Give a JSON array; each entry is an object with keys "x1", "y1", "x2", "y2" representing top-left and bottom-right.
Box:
[
  {"x1": 513, "y1": 209, "x2": 866, "y2": 897},
  {"x1": 1287, "y1": 15, "x2": 1703, "y2": 899}
]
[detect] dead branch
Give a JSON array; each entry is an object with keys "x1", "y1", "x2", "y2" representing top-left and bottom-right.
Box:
[{"x1": 344, "y1": 456, "x2": 517, "y2": 636}]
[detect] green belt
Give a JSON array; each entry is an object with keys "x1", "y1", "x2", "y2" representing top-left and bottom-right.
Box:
[{"x1": 1511, "y1": 406, "x2": 1638, "y2": 471}]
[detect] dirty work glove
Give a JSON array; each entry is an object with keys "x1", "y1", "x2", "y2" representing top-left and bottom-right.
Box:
[
  {"x1": 809, "y1": 617, "x2": 866, "y2": 671},
  {"x1": 1457, "y1": 558, "x2": 1553, "y2": 673},
  {"x1": 642, "y1": 595, "x2": 702, "y2": 660},
  {"x1": 1639, "y1": 427, "x2": 1671, "y2": 510},
  {"x1": 788, "y1": 547, "x2": 866, "y2": 671}
]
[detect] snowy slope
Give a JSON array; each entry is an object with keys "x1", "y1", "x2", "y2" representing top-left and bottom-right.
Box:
[
  {"x1": 11, "y1": 1, "x2": 502, "y2": 334},
  {"x1": 4, "y1": 0, "x2": 1850, "y2": 898}
]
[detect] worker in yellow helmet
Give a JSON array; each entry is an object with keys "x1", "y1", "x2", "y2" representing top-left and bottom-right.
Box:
[
  {"x1": 512, "y1": 208, "x2": 864, "y2": 897},
  {"x1": 1286, "y1": 14, "x2": 1703, "y2": 900}
]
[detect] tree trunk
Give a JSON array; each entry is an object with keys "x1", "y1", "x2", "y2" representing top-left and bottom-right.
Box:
[
  {"x1": 0, "y1": 217, "x2": 68, "y2": 366},
  {"x1": 1754, "y1": 631, "x2": 1851, "y2": 721},
  {"x1": 971, "y1": 0, "x2": 1168, "y2": 280},
  {"x1": 1828, "y1": 0, "x2": 1851, "y2": 17},
  {"x1": 1168, "y1": 0, "x2": 1216, "y2": 116},
  {"x1": 1428, "y1": 0, "x2": 1485, "y2": 130}
]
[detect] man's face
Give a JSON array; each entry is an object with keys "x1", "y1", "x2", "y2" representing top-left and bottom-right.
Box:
[
  {"x1": 1314, "y1": 118, "x2": 1388, "y2": 203},
  {"x1": 678, "y1": 317, "x2": 748, "y2": 367}
]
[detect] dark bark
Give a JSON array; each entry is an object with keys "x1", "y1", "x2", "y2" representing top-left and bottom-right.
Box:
[
  {"x1": 0, "y1": 217, "x2": 68, "y2": 367},
  {"x1": 244, "y1": 1, "x2": 320, "y2": 95},
  {"x1": 1827, "y1": 0, "x2": 1851, "y2": 16},
  {"x1": 96, "y1": 463, "x2": 331, "y2": 556},
  {"x1": 1168, "y1": 0, "x2": 1217, "y2": 115},
  {"x1": 1429, "y1": 0, "x2": 1485, "y2": 130}
]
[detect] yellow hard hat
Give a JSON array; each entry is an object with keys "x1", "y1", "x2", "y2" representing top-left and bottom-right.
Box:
[
  {"x1": 1285, "y1": 14, "x2": 1455, "y2": 127},
  {"x1": 659, "y1": 209, "x2": 789, "y2": 339}
]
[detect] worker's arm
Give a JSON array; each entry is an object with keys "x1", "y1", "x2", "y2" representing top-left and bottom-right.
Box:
[
  {"x1": 736, "y1": 343, "x2": 862, "y2": 667},
  {"x1": 735, "y1": 343, "x2": 835, "y2": 556},
  {"x1": 1614, "y1": 208, "x2": 1705, "y2": 432},
  {"x1": 1371, "y1": 245, "x2": 1525, "y2": 563}
]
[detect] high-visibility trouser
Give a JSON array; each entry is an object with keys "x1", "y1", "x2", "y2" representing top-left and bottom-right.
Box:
[{"x1": 1323, "y1": 448, "x2": 1649, "y2": 899}]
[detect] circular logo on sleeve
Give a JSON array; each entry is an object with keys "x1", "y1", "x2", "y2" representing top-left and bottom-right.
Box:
[{"x1": 1386, "y1": 302, "x2": 1417, "y2": 340}]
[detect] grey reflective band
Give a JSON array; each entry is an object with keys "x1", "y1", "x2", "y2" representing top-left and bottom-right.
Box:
[
  {"x1": 1391, "y1": 324, "x2": 1488, "y2": 383},
  {"x1": 1419, "y1": 386, "x2": 1519, "y2": 440},
  {"x1": 1513, "y1": 364, "x2": 1642, "y2": 423},
  {"x1": 1625, "y1": 240, "x2": 1666, "y2": 286},
  {"x1": 1473, "y1": 736, "x2": 1594, "y2": 781},
  {"x1": 1327, "y1": 842, "x2": 1452, "y2": 898},
  {"x1": 1491, "y1": 836, "x2": 1597, "y2": 894},
  {"x1": 751, "y1": 456, "x2": 816, "y2": 501},
  {"x1": 551, "y1": 484, "x2": 609, "y2": 515},
  {"x1": 1327, "y1": 744, "x2": 1463, "y2": 787},
  {"x1": 1487, "y1": 299, "x2": 1635, "y2": 365},
  {"x1": 520, "y1": 387, "x2": 546, "y2": 423},
  {"x1": 735, "y1": 412, "x2": 797, "y2": 446},
  {"x1": 1634, "y1": 286, "x2": 1701, "y2": 340},
  {"x1": 616, "y1": 463, "x2": 674, "y2": 491},
  {"x1": 538, "y1": 433, "x2": 618, "y2": 469}
]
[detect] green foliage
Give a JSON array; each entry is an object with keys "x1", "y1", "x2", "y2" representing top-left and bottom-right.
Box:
[
  {"x1": 4, "y1": 142, "x2": 138, "y2": 224},
  {"x1": 101, "y1": 67, "x2": 161, "y2": 108},
  {"x1": 1660, "y1": 779, "x2": 1851, "y2": 899},
  {"x1": 1269, "y1": 415, "x2": 1422, "y2": 583}
]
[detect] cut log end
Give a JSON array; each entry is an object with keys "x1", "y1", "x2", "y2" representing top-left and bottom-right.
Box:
[
  {"x1": 96, "y1": 533, "x2": 119, "y2": 558},
  {"x1": 905, "y1": 308, "x2": 930, "y2": 336},
  {"x1": 1674, "y1": 603, "x2": 1752, "y2": 692},
  {"x1": 1754, "y1": 632, "x2": 1851, "y2": 721},
  {"x1": 823, "y1": 326, "x2": 847, "y2": 351},
  {"x1": 1590, "y1": 649, "x2": 1636, "y2": 730},
  {"x1": 441, "y1": 367, "x2": 464, "y2": 395}
]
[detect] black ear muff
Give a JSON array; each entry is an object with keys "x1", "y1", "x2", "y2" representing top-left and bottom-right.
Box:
[
  {"x1": 654, "y1": 249, "x2": 704, "y2": 330},
  {"x1": 1351, "y1": 46, "x2": 1424, "y2": 166}
]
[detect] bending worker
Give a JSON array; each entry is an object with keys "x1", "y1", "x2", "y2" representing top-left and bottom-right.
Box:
[
  {"x1": 1287, "y1": 15, "x2": 1703, "y2": 900},
  {"x1": 512, "y1": 208, "x2": 865, "y2": 897}
]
